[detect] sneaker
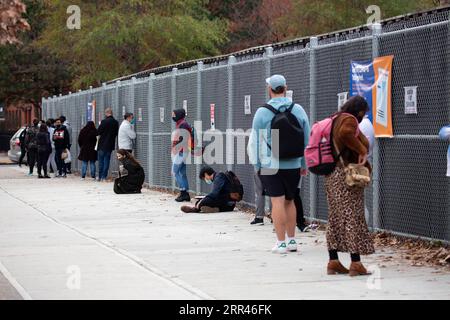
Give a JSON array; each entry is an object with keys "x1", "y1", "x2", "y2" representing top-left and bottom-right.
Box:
[
  {"x1": 80, "y1": 177, "x2": 85, "y2": 181},
  {"x1": 44, "y1": 175, "x2": 51, "y2": 179},
  {"x1": 250, "y1": 218, "x2": 264, "y2": 226},
  {"x1": 38, "y1": 175, "x2": 44, "y2": 179},
  {"x1": 272, "y1": 242, "x2": 287, "y2": 254},
  {"x1": 175, "y1": 191, "x2": 191, "y2": 203},
  {"x1": 27, "y1": 173, "x2": 33, "y2": 176},
  {"x1": 287, "y1": 239, "x2": 298, "y2": 252},
  {"x1": 62, "y1": 174, "x2": 67, "y2": 178}
]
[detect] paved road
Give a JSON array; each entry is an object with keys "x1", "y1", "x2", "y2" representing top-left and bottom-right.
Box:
[{"x1": 0, "y1": 165, "x2": 449, "y2": 300}]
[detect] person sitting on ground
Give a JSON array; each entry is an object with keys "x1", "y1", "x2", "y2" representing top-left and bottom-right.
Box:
[
  {"x1": 113, "y1": 149, "x2": 145, "y2": 194},
  {"x1": 181, "y1": 166, "x2": 237, "y2": 214}
]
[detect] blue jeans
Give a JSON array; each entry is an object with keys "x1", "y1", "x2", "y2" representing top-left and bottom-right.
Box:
[
  {"x1": 81, "y1": 161, "x2": 96, "y2": 178},
  {"x1": 98, "y1": 150, "x2": 112, "y2": 180},
  {"x1": 172, "y1": 153, "x2": 189, "y2": 191}
]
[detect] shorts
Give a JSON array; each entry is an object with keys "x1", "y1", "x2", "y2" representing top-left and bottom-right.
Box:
[{"x1": 258, "y1": 168, "x2": 301, "y2": 201}]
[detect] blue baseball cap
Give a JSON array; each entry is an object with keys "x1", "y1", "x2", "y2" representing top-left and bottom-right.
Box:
[{"x1": 266, "y1": 75, "x2": 287, "y2": 89}]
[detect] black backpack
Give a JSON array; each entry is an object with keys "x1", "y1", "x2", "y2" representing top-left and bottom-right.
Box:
[
  {"x1": 224, "y1": 171, "x2": 244, "y2": 202},
  {"x1": 263, "y1": 103, "x2": 305, "y2": 160}
]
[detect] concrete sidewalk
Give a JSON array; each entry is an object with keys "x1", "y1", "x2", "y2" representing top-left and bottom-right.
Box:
[{"x1": 0, "y1": 165, "x2": 449, "y2": 300}]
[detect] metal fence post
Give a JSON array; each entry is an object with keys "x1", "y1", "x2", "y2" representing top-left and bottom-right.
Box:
[
  {"x1": 265, "y1": 47, "x2": 273, "y2": 100},
  {"x1": 171, "y1": 68, "x2": 178, "y2": 191},
  {"x1": 309, "y1": 36, "x2": 319, "y2": 220},
  {"x1": 196, "y1": 62, "x2": 203, "y2": 194},
  {"x1": 227, "y1": 55, "x2": 236, "y2": 172},
  {"x1": 131, "y1": 77, "x2": 136, "y2": 116},
  {"x1": 148, "y1": 73, "x2": 156, "y2": 187},
  {"x1": 372, "y1": 23, "x2": 382, "y2": 231}
]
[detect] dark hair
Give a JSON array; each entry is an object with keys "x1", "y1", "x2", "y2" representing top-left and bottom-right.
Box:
[
  {"x1": 117, "y1": 149, "x2": 141, "y2": 167},
  {"x1": 55, "y1": 118, "x2": 62, "y2": 123},
  {"x1": 39, "y1": 124, "x2": 48, "y2": 132},
  {"x1": 124, "y1": 113, "x2": 133, "y2": 120},
  {"x1": 32, "y1": 118, "x2": 39, "y2": 126},
  {"x1": 60, "y1": 116, "x2": 66, "y2": 122},
  {"x1": 271, "y1": 86, "x2": 286, "y2": 95},
  {"x1": 199, "y1": 166, "x2": 215, "y2": 179},
  {"x1": 340, "y1": 96, "x2": 369, "y2": 118},
  {"x1": 84, "y1": 121, "x2": 96, "y2": 130},
  {"x1": 46, "y1": 118, "x2": 54, "y2": 126}
]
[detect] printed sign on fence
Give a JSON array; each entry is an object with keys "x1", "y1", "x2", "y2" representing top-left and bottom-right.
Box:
[
  {"x1": 404, "y1": 86, "x2": 418, "y2": 114},
  {"x1": 286, "y1": 90, "x2": 293, "y2": 102},
  {"x1": 87, "y1": 100, "x2": 96, "y2": 123},
  {"x1": 338, "y1": 92, "x2": 348, "y2": 110},
  {"x1": 122, "y1": 106, "x2": 126, "y2": 116},
  {"x1": 0, "y1": 103, "x2": 5, "y2": 121},
  {"x1": 138, "y1": 108, "x2": 143, "y2": 122},
  {"x1": 350, "y1": 55, "x2": 394, "y2": 137},
  {"x1": 160, "y1": 108, "x2": 165, "y2": 123},
  {"x1": 183, "y1": 100, "x2": 188, "y2": 115},
  {"x1": 244, "y1": 95, "x2": 251, "y2": 115},
  {"x1": 210, "y1": 104, "x2": 215, "y2": 130}
]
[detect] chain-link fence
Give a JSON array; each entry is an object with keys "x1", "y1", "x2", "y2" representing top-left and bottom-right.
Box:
[{"x1": 42, "y1": 17, "x2": 450, "y2": 243}]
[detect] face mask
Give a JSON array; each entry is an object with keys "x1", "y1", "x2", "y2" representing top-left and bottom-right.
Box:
[
  {"x1": 205, "y1": 179, "x2": 213, "y2": 185},
  {"x1": 172, "y1": 117, "x2": 177, "y2": 122},
  {"x1": 130, "y1": 118, "x2": 136, "y2": 125}
]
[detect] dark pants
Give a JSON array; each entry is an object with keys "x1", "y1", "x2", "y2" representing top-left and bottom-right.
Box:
[
  {"x1": 198, "y1": 197, "x2": 235, "y2": 212},
  {"x1": 98, "y1": 150, "x2": 112, "y2": 180},
  {"x1": 55, "y1": 148, "x2": 67, "y2": 176},
  {"x1": 27, "y1": 148, "x2": 37, "y2": 174},
  {"x1": 19, "y1": 146, "x2": 27, "y2": 166},
  {"x1": 294, "y1": 188, "x2": 306, "y2": 229},
  {"x1": 37, "y1": 150, "x2": 50, "y2": 176},
  {"x1": 114, "y1": 177, "x2": 142, "y2": 194}
]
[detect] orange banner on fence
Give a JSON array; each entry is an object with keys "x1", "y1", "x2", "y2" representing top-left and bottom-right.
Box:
[{"x1": 372, "y1": 56, "x2": 394, "y2": 138}]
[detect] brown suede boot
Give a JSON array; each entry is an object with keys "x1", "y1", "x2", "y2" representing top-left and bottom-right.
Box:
[
  {"x1": 349, "y1": 262, "x2": 372, "y2": 277},
  {"x1": 181, "y1": 205, "x2": 200, "y2": 213},
  {"x1": 327, "y1": 260, "x2": 349, "y2": 275}
]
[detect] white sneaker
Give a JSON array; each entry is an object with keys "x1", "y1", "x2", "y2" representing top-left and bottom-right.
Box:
[
  {"x1": 272, "y1": 242, "x2": 287, "y2": 254},
  {"x1": 287, "y1": 239, "x2": 298, "y2": 252}
]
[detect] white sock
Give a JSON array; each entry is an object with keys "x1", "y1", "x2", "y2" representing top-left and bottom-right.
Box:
[
  {"x1": 288, "y1": 237, "x2": 296, "y2": 243},
  {"x1": 277, "y1": 240, "x2": 286, "y2": 246}
]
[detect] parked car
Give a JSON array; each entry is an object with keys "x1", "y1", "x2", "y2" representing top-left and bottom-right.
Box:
[{"x1": 7, "y1": 127, "x2": 27, "y2": 163}]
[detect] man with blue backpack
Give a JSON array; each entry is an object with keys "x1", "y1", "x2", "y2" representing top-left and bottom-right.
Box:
[{"x1": 248, "y1": 75, "x2": 310, "y2": 254}]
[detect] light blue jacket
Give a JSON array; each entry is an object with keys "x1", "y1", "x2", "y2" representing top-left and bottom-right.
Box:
[
  {"x1": 439, "y1": 125, "x2": 450, "y2": 177},
  {"x1": 248, "y1": 97, "x2": 310, "y2": 170}
]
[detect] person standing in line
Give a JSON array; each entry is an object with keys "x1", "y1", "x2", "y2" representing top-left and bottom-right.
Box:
[
  {"x1": 97, "y1": 108, "x2": 119, "y2": 182},
  {"x1": 78, "y1": 121, "x2": 98, "y2": 180},
  {"x1": 248, "y1": 75, "x2": 310, "y2": 254},
  {"x1": 24, "y1": 119, "x2": 40, "y2": 176},
  {"x1": 439, "y1": 125, "x2": 450, "y2": 177},
  {"x1": 171, "y1": 108, "x2": 192, "y2": 203},
  {"x1": 36, "y1": 124, "x2": 51, "y2": 179},
  {"x1": 46, "y1": 119, "x2": 57, "y2": 176},
  {"x1": 60, "y1": 116, "x2": 73, "y2": 174},
  {"x1": 250, "y1": 171, "x2": 271, "y2": 225},
  {"x1": 18, "y1": 124, "x2": 28, "y2": 168},
  {"x1": 325, "y1": 96, "x2": 374, "y2": 277},
  {"x1": 52, "y1": 118, "x2": 70, "y2": 178},
  {"x1": 118, "y1": 112, "x2": 136, "y2": 154}
]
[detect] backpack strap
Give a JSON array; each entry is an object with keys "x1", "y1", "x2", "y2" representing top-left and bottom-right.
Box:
[
  {"x1": 286, "y1": 102, "x2": 296, "y2": 113},
  {"x1": 262, "y1": 104, "x2": 280, "y2": 114}
]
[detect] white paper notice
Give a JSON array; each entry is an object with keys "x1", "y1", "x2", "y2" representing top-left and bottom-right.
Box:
[
  {"x1": 122, "y1": 106, "x2": 126, "y2": 116},
  {"x1": 160, "y1": 108, "x2": 164, "y2": 123},
  {"x1": 183, "y1": 100, "x2": 188, "y2": 115},
  {"x1": 138, "y1": 108, "x2": 143, "y2": 122},
  {"x1": 404, "y1": 86, "x2": 418, "y2": 114},
  {"x1": 286, "y1": 90, "x2": 294, "y2": 102},
  {"x1": 338, "y1": 92, "x2": 348, "y2": 110},
  {"x1": 244, "y1": 95, "x2": 251, "y2": 115},
  {"x1": 376, "y1": 68, "x2": 389, "y2": 128}
]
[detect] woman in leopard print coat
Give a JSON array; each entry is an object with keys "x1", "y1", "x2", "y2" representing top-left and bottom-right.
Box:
[{"x1": 325, "y1": 96, "x2": 375, "y2": 277}]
